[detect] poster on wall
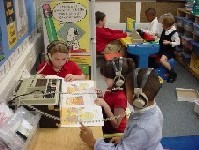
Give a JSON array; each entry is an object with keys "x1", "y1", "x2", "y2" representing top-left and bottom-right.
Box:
[
  {"x1": 41, "y1": 0, "x2": 90, "y2": 53},
  {"x1": 4, "y1": 0, "x2": 17, "y2": 49},
  {"x1": 69, "y1": 55, "x2": 91, "y2": 79},
  {"x1": 0, "y1": 26, "x2": 5, "y2": 61},
  {"x1": 14, "y1": 0, "x2": 28, "y2": 38},
  {"x1": 0, "y1": 0, "x2": 36, "y2": 68}
]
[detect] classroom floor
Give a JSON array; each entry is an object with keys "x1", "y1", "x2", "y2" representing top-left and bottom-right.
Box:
[{"x1": 96, "y1": 58, "x2": 199, "y2": 137}]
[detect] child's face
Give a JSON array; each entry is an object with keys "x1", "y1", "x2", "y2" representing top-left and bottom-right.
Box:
[
  {"x1": 100, "y1": 16, "x2": 106, "y2": 26},
  {"x1": 146, "y1": 14, "x2": 154, "y2": 22},
  {"x1": 50, "y1": 52, "x2": 68, "y2": 69},
  {"x1": 162, "y1": 24, "x2": 171, "y2": 30},
  {"x1": 104, "y1": 77, "x2": 114, "y2": 89}
]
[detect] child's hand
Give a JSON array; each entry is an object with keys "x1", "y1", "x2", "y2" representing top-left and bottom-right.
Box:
[
  {"x1": 110, "y1": 137, "x2": 122, "y2": 144},
  {"x1": 79, "y1": 122, "x2": 96, "y2": 148},
  {"x1": 163, "y1": 40, "x2": 171, "y2": 45},
  {"x1": 64, "y1": 74, "x2": 77, "y2": 82},
  {"x1": 94, "y1": 98, "x2": 107, "y2": 107},
  {"x1": 95, "y1": 89, "x2": 103, "y2": 98}
]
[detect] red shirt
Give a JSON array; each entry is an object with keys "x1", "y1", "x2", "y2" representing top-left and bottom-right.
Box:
[
  {"x1": 102, "y1": 90, "x2": 127, "y2": 134},
  {"x1": 37, "y1": 60, "x2": 82, "y2": 78},
  {"x1": 96, "y1": 27, "x2": 127, "y2": 53}
]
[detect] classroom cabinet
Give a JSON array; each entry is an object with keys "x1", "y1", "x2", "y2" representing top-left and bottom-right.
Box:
[{"x1": 176, "y1": 8, "x2": 199, "y2": 80}]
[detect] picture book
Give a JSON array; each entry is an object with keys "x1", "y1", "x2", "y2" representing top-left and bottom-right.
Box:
[{"x1": 60, "y1": 80, "x2": 104, "y2": 127}]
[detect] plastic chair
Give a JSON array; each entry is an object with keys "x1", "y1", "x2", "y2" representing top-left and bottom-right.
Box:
[{"x1": 155, "y1": 58, "x2": 175, "y2": 80}]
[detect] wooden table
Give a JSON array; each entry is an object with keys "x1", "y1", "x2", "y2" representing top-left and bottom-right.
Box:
[{"x1": 27, "y1": 127, "x2": 103, "y2": 150}]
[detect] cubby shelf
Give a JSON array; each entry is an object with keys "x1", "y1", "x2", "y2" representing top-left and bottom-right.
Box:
[{"x1": 176, "y1": 8, "x2": 199, "y2": 80}]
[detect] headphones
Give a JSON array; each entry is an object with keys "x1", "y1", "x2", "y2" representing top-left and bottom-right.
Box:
[
  {"x1": 111, "y1": 57, "x2": 125, "y2": 87},
  {"x1": 46, "y1": 40, "x2": 68, "y2": 61},
  {"x1": 133, "y1": 68, "x2": 153, "y2": 109}
]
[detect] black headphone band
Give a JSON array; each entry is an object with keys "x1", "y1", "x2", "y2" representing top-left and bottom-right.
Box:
[
  {"x1": 111, "y1": 59, "x2": 118, "y2": 73},
  {"x1": 133, "y1": 68, "x2": 153, "y2": 89},
  {"x1": 111, "y1": 57, "x2": 123, "y2": 75},
  {"x1": 47, "y1": 40, "x2": 68, "y2": 53},
  {"x1": 140, "y1": 68, "x2": 153, "y2": 88}
]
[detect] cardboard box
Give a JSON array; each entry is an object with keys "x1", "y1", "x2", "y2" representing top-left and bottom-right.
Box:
[
  {"x1": 130, "y1": 30, "x2": 144, "y2": 44},
  {"x1": 176, "y1": 88, "x2": 199, "y2": 102},
  {"x1": 190, "y1": 52, "x2": 199, "y2": 74}
]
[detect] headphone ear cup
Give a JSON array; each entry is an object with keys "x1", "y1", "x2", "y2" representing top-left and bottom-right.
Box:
[
  {"x1": 114, "y1": 75, "x2": 125, "y2": 87},
  {"x1": 132, "y1": 89, "x2": 148, "y2": 109}
]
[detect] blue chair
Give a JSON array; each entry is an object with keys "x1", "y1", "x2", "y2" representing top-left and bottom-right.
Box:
[{"x1": 155, "y1": 58, "x2": 175, "y2": 80}]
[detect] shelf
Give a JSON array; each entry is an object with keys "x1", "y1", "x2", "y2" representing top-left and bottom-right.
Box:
[{"x1": 175, "y1": 53, "x2": 199, "y2": 80}]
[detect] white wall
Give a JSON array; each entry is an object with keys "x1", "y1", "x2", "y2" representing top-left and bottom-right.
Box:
[
  {"x1": 95, "y1": 2, "x2": 142, "y2": 24},
  {"x1": 95, "y1": 2, "x2": 120, "y2": 23},
  {"x1": 95, "y1": 2, "x2": 148, "y2": 30}
]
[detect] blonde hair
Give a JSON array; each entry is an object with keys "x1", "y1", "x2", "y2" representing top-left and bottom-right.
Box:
[{"x1": 159, "y1": 13, "x2": 175, "y2": 28}]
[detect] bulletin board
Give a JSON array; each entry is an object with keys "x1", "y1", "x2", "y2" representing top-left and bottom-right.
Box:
[
  {"x1": 0, "y1": 0, "x2": 36, "y2": 67},
  {"x1": 140, "y1": 1, "x2": 185, "y2": 22},
  {"x1": 120, "y1": 1, "x2": 185, "y2": 23}
]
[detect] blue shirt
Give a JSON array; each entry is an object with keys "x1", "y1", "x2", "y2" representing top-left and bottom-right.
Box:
[{"x1": 94, "y1": 104, "x2": 163, "y2": 150}]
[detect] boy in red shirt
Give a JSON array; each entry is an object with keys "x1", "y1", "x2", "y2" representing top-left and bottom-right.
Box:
[
  {"x1": 37, "y1": 40, "x2": 85, "y2": 81},
  {"x1": 94, "y1": 57, "x2": 135, "y2": 142},
  {"x1": 95, "y1": 11, "x2": 127, "y2": 55}
]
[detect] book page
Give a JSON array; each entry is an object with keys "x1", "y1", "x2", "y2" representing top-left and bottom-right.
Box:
[
  {"x1": 60, "y1": 80, "x2": 104, "y2": 127},
  {"x1": 61, "y1": 105, "x2": 104, "y2": 127}
]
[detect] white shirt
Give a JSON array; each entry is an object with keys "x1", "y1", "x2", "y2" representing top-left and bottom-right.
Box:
[
  {"x1": 147, "y1": 17, "x2": 161, "y2": 36},
  {"x1": 164, "y1": 25, "x2": 180, "y2": 47}
]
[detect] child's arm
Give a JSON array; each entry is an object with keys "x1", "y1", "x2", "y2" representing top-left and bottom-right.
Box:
[
  {"x1": 95, "y1": 98, "x2": 125, "y2": 128},
  {"x1": 64, "y1": 74, "x2": 85, "y2": 81},
  {"x1": 170, "y1": 32, "x2": 180, "y2": 47}
]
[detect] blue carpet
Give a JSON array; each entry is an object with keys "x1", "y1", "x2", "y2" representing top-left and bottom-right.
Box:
[{"x1": 161, "y1": 135, "x2": 199, "y2": 150}]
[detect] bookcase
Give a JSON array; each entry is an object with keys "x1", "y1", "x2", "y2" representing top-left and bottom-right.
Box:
[{"x1": 176, "y1": 8, "x2": 199, "y2": 80}]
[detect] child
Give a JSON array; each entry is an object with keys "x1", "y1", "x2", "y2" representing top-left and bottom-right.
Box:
[
  {"x1": 94, "y1": 57, "x2": 135, "y2": 141},
  {"x1": 145, "y1": 8, "x2": 161, "y2": 36},
  {"x1": 95, "y1": 11, "x2": 127, "y2": 55},
  {"x1": 37, "y1": 40, "x2": 85, "y2": 81},
  {"x1": 79, "y1": 68, "x2": 163, "y2": 150},
  {"x1": 159, "y1": 13, "x2": 180, "y2": 83}
]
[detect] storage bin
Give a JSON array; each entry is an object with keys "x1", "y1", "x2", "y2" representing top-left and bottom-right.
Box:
[
  {"x1": 184, "y1": 19, "x2": 194, "y2": 31},
  {"x1": 193, "y1": 23, "x2": 199, "y2": 36},
  {"x1": 194, "y1": 100, "x2": 199, "y2": 115},
  {"x1": 181, "y1": 52, "x2": 191, "y2": 64},
  {"x1": 181, "y1": 35, "x2": 186, "y2": 45},
  {"x1": 175, "y1": 16, "x2": 185, "y2": 27},
  {"x1": 184, "y1": 36, "x2": 193, "y2": 49},
  {"x1": 191, "y1": 40, "x2": 199, "y2": 54}
]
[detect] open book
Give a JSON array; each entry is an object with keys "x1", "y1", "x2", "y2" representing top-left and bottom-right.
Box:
[{"x1": 60, "y1": 80, "x2": 104, "y2": 127}]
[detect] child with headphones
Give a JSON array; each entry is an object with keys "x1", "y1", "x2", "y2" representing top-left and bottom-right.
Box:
[
  {"x1": 37, "y1": 40, "x2": 85, "y2": 81},
  {"x1": 80, "y1": 68, "x2": 163, "y2": 150},
  {"x1": 93, "y1": 57, "x2": 135, "y2": 142}
]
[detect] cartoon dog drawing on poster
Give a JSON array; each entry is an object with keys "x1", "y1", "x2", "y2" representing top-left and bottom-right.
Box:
[{"x1": 66, "y1": 27, "x2": 80, "y2": 51}]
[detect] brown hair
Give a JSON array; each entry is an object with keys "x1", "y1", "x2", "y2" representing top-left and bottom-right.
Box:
[
  {"x1": 160, "y1": 13, "x2": 175, "y2": 28},
  {"x1": 145, "y1": 8, "x2": 156, "y2": 16},
  {"x1": 47, "y1": 40, "x2": 69, "y2": 55},
  {"x1": 100, "y1": 57, "x2": 135, "y2": 89},
  {"x1": 95, "y1": 11, "x2": 106, "y2": 24},
  {"x1": 126, "y1": 68, "x2": 161, "y2": 102}
]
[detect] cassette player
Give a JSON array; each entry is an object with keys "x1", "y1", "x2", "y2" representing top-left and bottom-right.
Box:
[{"x1": 13, "y1": 77, "x2": 62, "y2": 128}]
